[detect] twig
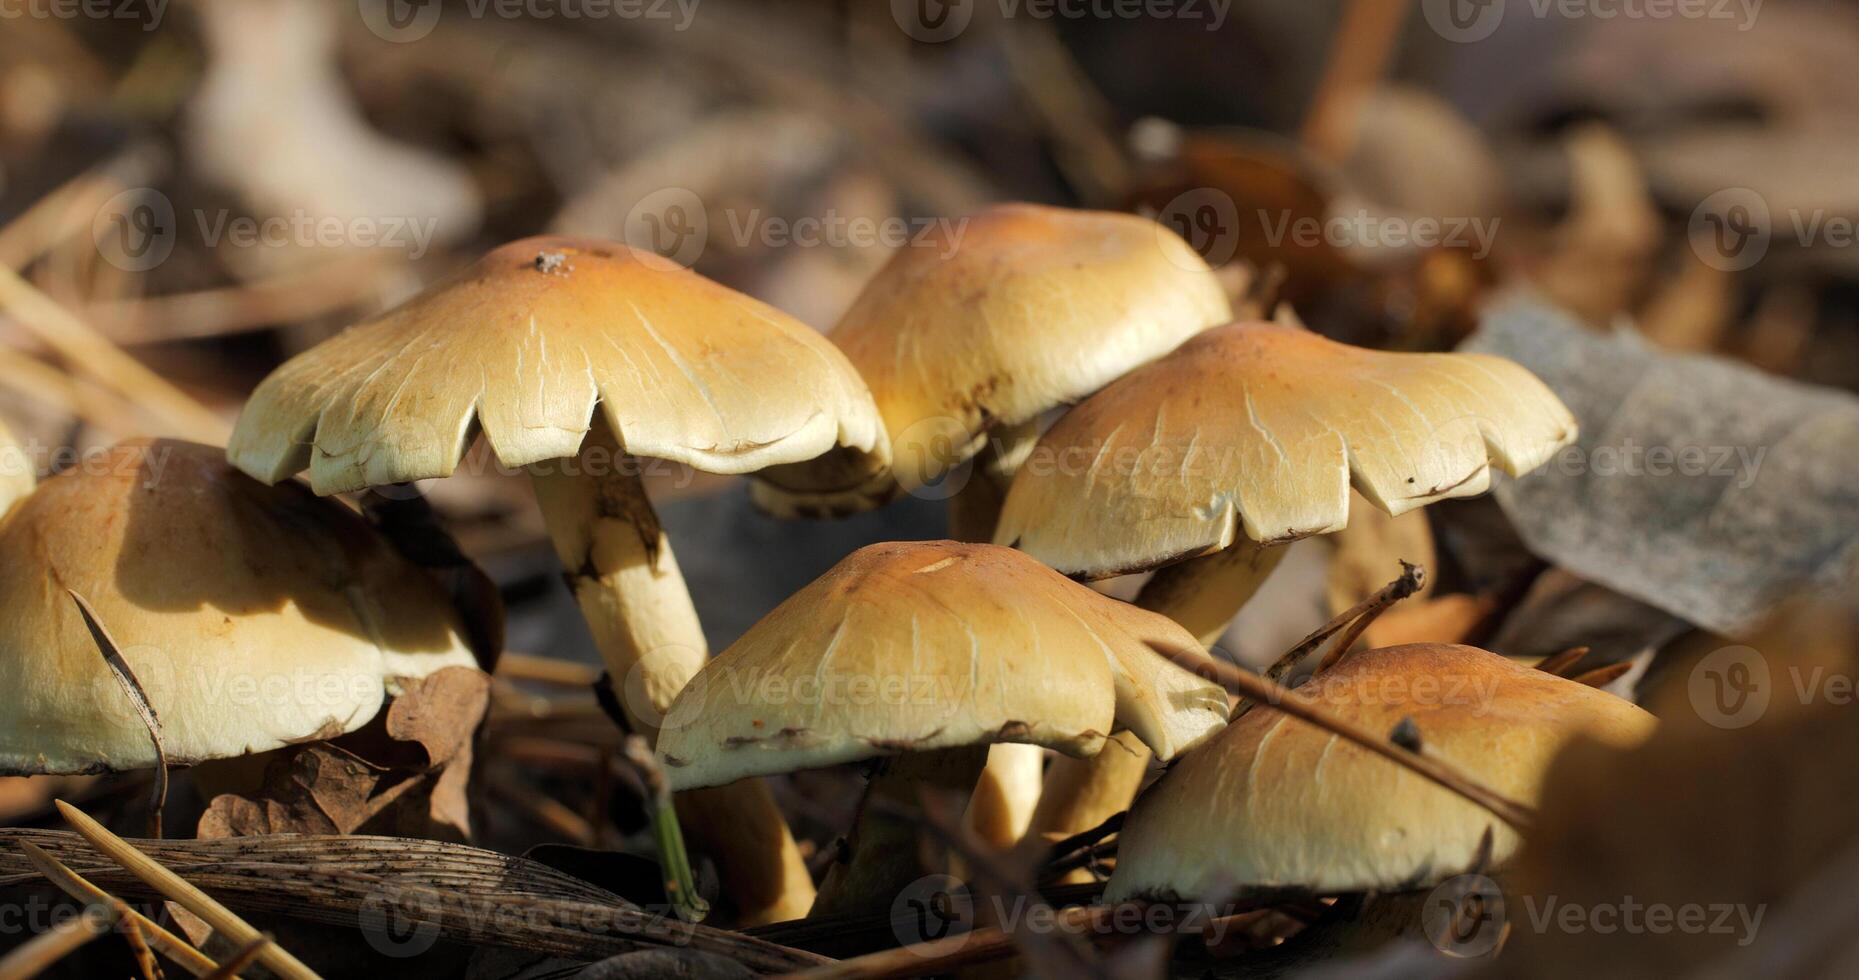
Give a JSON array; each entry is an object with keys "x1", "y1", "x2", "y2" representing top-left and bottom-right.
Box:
[
  {"x1": 200, "y1": 935, "x2": 270, "y2": 980},
  {"x1": 0, "y1": 144, "x2": 162, "y2": 269},
  {"x1": 1299, "y1": 0, "x2": 1414, "y2": 163},
  {"x1": 780, "y1": 905, "x2": 1110, "y2": 980},
  {"x1": 1039, "y1": 812, "x2": 1125, "y2": 884},
  {"x1": 53, "y1": 801, "x2": 326, "y2": 980},
  {"x1": 498, "y1": 652, "x2": 605, "y2": 687},
  {"x1": 1315, "y1": 561, "x2": 1426, "y2": 673},
  {"x1": 1144, "y1": 642, "x2": 1537, "y2": 833},
  {"x1": 0, "y1": 265, "x2": 229, "y2": 444},
  {"x1": 17, "y1": 841, "x2": 222, "y2": 978},
  {"x1": 1266, "y1": 562, "x2": 1425, "y2": 682},
  {"x1": 120, "y1": 917, "x2": 163, "y2": 980},
  {"x1": 1570, "y1": 661, "x2": 1633, "y2": 689},
  {"x1": 620, "y1": 737, "x2": 710, "y2": 924},
  {"x1": 67, "y1": 591, "x2": 168, "y2": 838},
  {"x1": 1535, "y1": 646, "x2": 1590, "y2": 677},
  {"x1": 0, "y1": 902, "x2": 118, "y2": 980}
]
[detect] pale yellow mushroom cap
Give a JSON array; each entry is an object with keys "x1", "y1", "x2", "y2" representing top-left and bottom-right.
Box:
[
  {"x1": 995, "y1": 322, "x2": 1577, "y2": 578},
  {"x1": 656, "y1": 541, "x2": 1230, "y2": 790},
  {"x1": 0, "y1": 418, "x2": 32, "y2": 517},
  {"x1": 0, "y1": 440, "x2": 480, "y2": 774},
  {"x1": 1105, "y1": 644, "x2": 1655, "y2": 902},
  {"x1": 763, "y1": 203, "x2": 1230, "y2": 511},
  {"x1": 228, "y1": 236, "x2": 887, "y2": 496}
]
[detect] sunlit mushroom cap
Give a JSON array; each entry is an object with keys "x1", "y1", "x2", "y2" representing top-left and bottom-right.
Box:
[
  {"x1": 0, "y1": 440, "x2": 481, "y2": 774},
  {"x1": 656, "y1": 541, "x2": 1230, "y2": 790},
  {"x1": 995, "y1": 322, "x2": 1576, "y2": 578},
  {"x1": 1105, "y1": 644, "x2": 1654, "y2": 902},
  {"x1": 0, "y1": 418, "x2": 32, "y2": 516},
  {"x1": 772, "y1": 203, "x2": 1229, "y2": 507},
  {"x1": 228, "y1": 237, "x2": 887, "y2": 496}
]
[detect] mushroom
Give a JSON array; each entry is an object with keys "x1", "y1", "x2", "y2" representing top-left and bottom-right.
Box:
[
  {"x1": 994, "y1": 321, "x2": 1577, "y2": 846},
  {"x1": 755, "y1": 201, "x2": 1231, "y2": 531},
  {"x1": 1104, "y1": 643, "x2": 1655, "y2": 903},
  {"x1": 654, "y1": 540, "x2": 1230, "y2": 915},
  {"x1": 228, "y1": 236, "x2": 886, "y2": 924},
  {"x1": 756, "y1": 202, "x2": 1230, "y2": 849},
  {"x1": 0, "y1": 417, "x2": 31, "y2": 516},
  {"x1": 0, "y1": 440, "x2": 480, "y2": 776}
]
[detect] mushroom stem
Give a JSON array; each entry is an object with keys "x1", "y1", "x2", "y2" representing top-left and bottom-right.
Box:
[
  {"x1": 1021, "y1": 539, "x2": 1287, "y2": 867},
  {"x1": 529, "y1": 428, "x2": 815, "y2": 925},
  {"x1": 813, "y1": 745, "x2": 992, "y2": 916},
  {"x1": 945, "y1": 420, "x2": 1038, "y2": 543},
  {"x1": 0, "y1": 417, "x2": 31, "y2": 517},
  {"x1": 1133, "y1": 538, "x2": 1288, "y2": 647},
  {"x1": 947, "y1": 421, "x2": 1045, "y2": 851}
]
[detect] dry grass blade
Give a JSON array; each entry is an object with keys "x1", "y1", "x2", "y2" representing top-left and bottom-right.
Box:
[
  {"x1": 0, "y1": 829, "x2": 829, "y2": 973},
  {"x1": 0, "y1": 144, "x2": 160, "y2": 268},
  {"x1": 67, "y1": 590, "x2": 167, "y2": 838},
  {"x1": 18, "y1": 841, "x2": 222, "y2": 978},
  {"x1": 53, "y1": 801, "x2": 325, "y2": 980},
  {"x1": 1535, "y1": 646, "x2": 1590, "y2": 677},
  {"x1": 199, "y1": 935, "x2": 269, "y2": 980},
  {"x1": 120, "y1": 917, "x2": 161, "y2": 980},
  {"x1": 0, "y1": 902, "x2": 117, "y2": 980},
  {"x1": 1146, "y1": 641, "x2": 1538, "y2": 833},
  {"x1": 0, "y1": 264, "x2": 229, "y2": 444},
  {"x1": 1570, "y1": 661, "x2": 1633, "y2": 689}
]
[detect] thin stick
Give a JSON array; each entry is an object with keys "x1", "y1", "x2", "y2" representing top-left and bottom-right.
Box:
[
  {"x1": 1145, "y1": 642, "x2": 1537, "y2": 833},
  {"x1": 1534, "y1": 646, "x2": 1590, "y2": 677},
  {"x1": 0, "y1": 904, "x2": 117, "y2": 980},
  {"x1": 53, "y1": 801, "x2": 325, "y2": 980},
  {"x1": 200, "y1": 935, "x2": 269, "y2": 980},
  {"x1": 1314, "y1": 562, "x2": 1425, "y2": 673},
  {"x1": 18, "y1": 841, "x2": 222, "y2": 978},
  {"x1": 1267, "y1": 562, "x2": 1425, "y2": 682},
  {"x1": 0, "y1": 145, "x2": 161, "y2": 269},
  {"x1": 498, "y1": 652, "x2": 604, "y2": 688},
  {"x1": 1570, "y1": 661, "x2": 1633, "y2": 689},
  {"x1": 68, "y1": 590, "x2": 167, "y2": 838},
  {"x1": 0, "y1": 265, "x2": 229, "y2": 444},
  {"x1": 780, "y1": 906, "x2": 1109, "y2": 980},
  {"x1": 1299, "y1": 0, "x2": 1414, "y2": 163}
]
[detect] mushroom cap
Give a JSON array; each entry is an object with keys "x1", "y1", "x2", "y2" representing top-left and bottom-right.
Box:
[
  {"x1": 656, "y1": 541, "x2": 1230, "y2": 791},
  {"x1": 228, "y1": 237, "x2": 887, "y2": 496},
  {"x1": 0, "y1": 418, "x2": 32, "y2": 516},
  {"x1": 994, "y1": 322, "x2": 1576, "y2": 578},
  {"x1": 1105, "y1": 644, "x2": 1655, "y2": 902},
  {"x1": 0, "y1": 440, "x2": 481, "y2": 775},
  {"x1": 799, "y1": 203, "x2": 1230, "y2": 502}
]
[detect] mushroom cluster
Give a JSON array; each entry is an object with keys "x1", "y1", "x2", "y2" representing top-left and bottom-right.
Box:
[{"x1": 1, "y1": 199, "x2": 1643, "y2": 972}]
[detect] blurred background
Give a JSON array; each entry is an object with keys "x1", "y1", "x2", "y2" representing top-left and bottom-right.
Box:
[{"x1": 6, "y1": 2, "x2": 1859, "y2": 972}]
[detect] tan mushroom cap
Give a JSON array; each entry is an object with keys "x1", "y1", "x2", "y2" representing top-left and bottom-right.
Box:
[
  {"x1": 0, "y1": 418, "x2": 32, "y2": 516},
  {"x1": 1105, "y1": 644, "x2": 1655, "y2": 902},
  {"x1": 808, "y1": 203, "x2": 1230, "y2": 501},
  {"x1": 0, "y1": 440, "x2": 480, "y2": 775},
  {"x1": 995, "y1": 322, "x2": 1577, "y2": 578},
  {"x1": 656, "y1": 541, "x2": 1230, "y2": 791},
  {"x1": 228, "y1": 236, "x2": 887, "y2": 496}
]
